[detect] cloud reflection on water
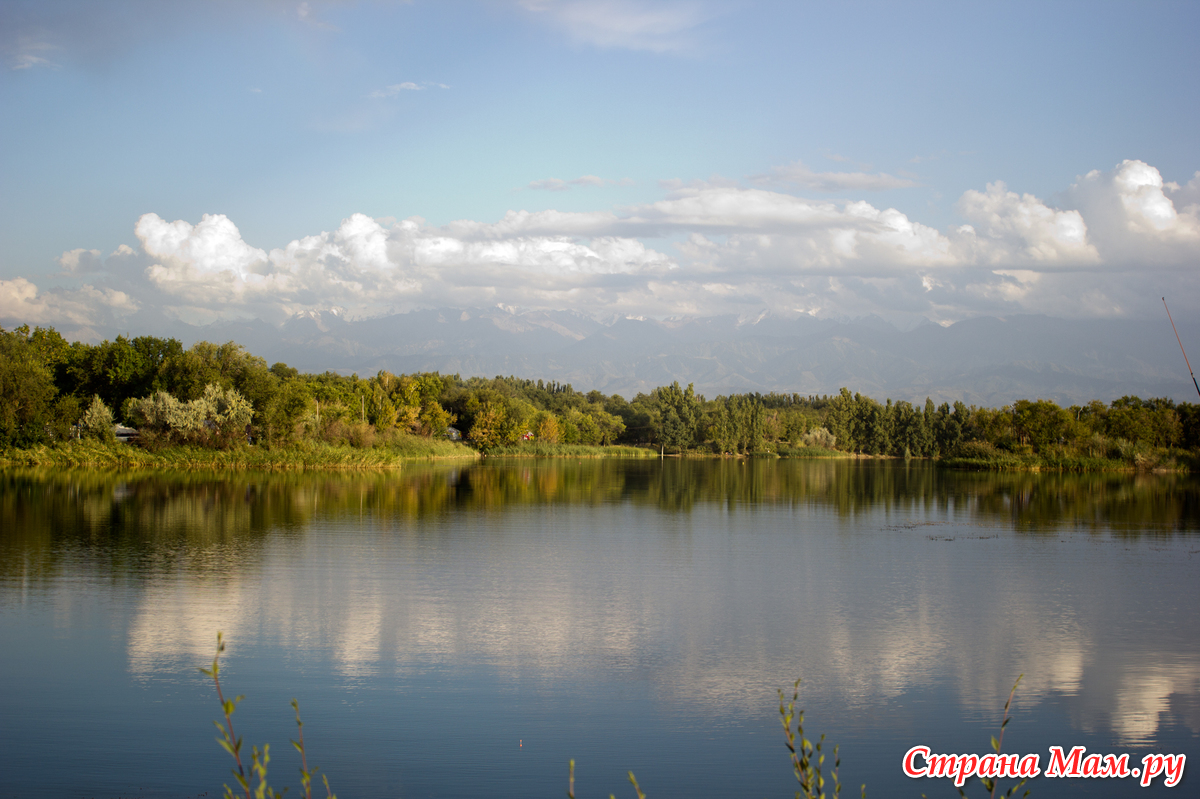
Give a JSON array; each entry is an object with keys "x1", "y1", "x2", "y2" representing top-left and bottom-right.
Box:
[{"x1": 3, "y1": 462, "x2": 1197, "y2": 748}]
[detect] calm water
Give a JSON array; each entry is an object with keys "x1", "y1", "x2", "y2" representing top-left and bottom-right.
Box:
[{"x1": 0, "y1": 459, "x2": 1197, "y2": 798}]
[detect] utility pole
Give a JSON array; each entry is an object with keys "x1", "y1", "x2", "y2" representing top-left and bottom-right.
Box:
[{"x1": 1164, "y1": 297, "x2": 1200, "y2": 399}]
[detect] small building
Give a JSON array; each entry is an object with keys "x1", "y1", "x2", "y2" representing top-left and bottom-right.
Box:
[
  {"x1": 445, "y1": 426, "x2": 462, "y2": 441},
  {"x1": 114, "y1": 425, "x2": 140, "y2": 444}
]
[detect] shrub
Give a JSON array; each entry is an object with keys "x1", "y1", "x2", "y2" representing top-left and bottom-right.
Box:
[
  {"x1": 79, "y1": 394, "x2": 115, "y2": 442},
  {"x1": 802, "y1": 426, "x2": 837, "y2": 449},
  {"x1": 346, "y1": 421, "x2": 376, "y2": 449},
  {"x1": 949, "y1": 440, "x2": 998, "y2": 459},
  {"x1": 127, "y1": 384, "x2": 253, "y2": 448}
]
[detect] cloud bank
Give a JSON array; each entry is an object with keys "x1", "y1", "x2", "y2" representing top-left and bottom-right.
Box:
[{"x1": 5, "y1": 159, "x2": 1200, "y2": 332}]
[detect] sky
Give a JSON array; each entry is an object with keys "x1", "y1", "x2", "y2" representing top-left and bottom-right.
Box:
[{"x1": 2, "y1": 0, "x2": 1199, "y2": 337}]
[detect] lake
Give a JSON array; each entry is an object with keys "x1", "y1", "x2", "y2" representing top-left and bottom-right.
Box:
[{"x1": 0, "y1": 458, "x2": 1197, "y2": 797}]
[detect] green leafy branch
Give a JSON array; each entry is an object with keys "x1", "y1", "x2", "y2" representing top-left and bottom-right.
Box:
[
  {"x1": 779, "y1": 679, "x2": 864, "y2": 799},
  {"x1": 201, "y1": 632, "x2": 335, "y2": 799}
]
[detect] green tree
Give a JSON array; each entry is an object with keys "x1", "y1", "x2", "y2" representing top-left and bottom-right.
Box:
[
  {"x1": 0, "y1": 327, "x2": 58, "y2": 446},
  {"x1": 467, "y1": 402, "x2": 505, "y2": 450},
  {"x1": 261, "y1": 380, "x2": 311, "y2": 445},
  {"x1": 655, "y1": 381, "x2": 701, "y2": 452},
  {"x1": 1013, "y1": 399, "x2": 1072, "y2": 451},
  {"x1": 419, "y1": 401, "x2": 456, "y2": 438}
]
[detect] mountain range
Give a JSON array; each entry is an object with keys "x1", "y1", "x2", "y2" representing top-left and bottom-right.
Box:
[{"x1": 83, "y1": 307, "x2": 1200, "y2": 407}]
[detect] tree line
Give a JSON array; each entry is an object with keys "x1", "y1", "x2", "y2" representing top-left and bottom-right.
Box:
[{"x1": 3, "y1": 324, "x2": 1199, "y2": 459}]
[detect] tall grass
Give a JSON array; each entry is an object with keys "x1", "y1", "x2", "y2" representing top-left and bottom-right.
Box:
[
  {"x1": 0, "y1": 435, "x2": 479, "y2": 470},
  {"x1": 941, "y1": 439, "x2": 1185, "y2": 473},
  {"x1": 482, "y1": 442, "x2": 658, "y2": 458},
  {"x1": 203, "y1": 633, "x2": 1028, "y2": 798},
  {"x1": 775, "y1": 445, "x2": 851, "y2": 459},
  {"x1": 203, "y1": 633, "x2": 336, "y2": 799}
]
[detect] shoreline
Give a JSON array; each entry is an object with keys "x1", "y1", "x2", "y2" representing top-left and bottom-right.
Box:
[
  {"x1": 2, "y1": 439, "x2": 1193, "y2": 473},
  {"x1": 0, "y1": 439, "x2": 481, "y2": 471}
]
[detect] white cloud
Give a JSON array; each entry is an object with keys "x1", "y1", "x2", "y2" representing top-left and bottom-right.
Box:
[
  {"x1": 527, "y1": 177, "x2": 569, "y2": 192},
  {"x1": 753, "y1": 161, "x2": 918, "y2": 192},
  {"x1": 444, "y1": 208, "x2": 621, "y2": 239},
  {"x1": 519, "y1": 0, "x2": 714, "y2": 53},
  {"x1": 58, "y1": 248, "x2": 103, "y2": 274},
  {"x1": 369, "y1": 82, "x2": 421, "y2": 98},
  {"x1": 137, "y1": 213, "x2": 280, "y2": 307},
  {"x1": 12, "y1": 52, "x2": 56, "y2": 70},
  {"x1": 17, "y1": 158, "x2": 1200, "y2": 329},
  {"x1": 527, "y1": 174, "x2": 633, "y2": 191},
  {"x1": 369, "y1": 81, "x2": 448, "y2": 98},
  {"x1": 572, "y1": 174, "x2": 608, "y2": 187},
  {"x1": 6, "y1": 36, "x2": 59, "y2": 70},
  {"x1": 1166, "y1": 171, "x2": 1200, "y2": 209},
  {"x1": 138, "y1": 213, "x2": 269, "y2": 278},
  {"x1": 956, "y1": 181, "x2": 1099, "y2": 266},
  {"x1": 1060, "y1": 160, "x2": 1200, "y2": 266},
  {"x1": 0, "y1": 277, "x2": 137, "y2": 328},
  {"x1": 629, "y1": 187, "x2": 854, "y2": 231}
]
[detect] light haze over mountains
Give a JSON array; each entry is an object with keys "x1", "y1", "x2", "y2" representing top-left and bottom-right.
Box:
[{"x1": 103, "y1": 306, "x2": 1200, "y2": 407}]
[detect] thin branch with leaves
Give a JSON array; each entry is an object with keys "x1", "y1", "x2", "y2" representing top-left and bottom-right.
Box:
[
  {"x1": 953, "y1": 674, "x2": 1030, "y2": 799},
  {"x1": 779, "y1": 679, "x2": 864, "y2": 799},
  {"x1": 201, "y1": 632, "x2": 335, "y2": 799}
]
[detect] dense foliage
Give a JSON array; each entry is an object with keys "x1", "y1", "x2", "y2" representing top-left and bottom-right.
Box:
[{"x1": 4, "y1": 323, "x2": 1200, "y2": 467}]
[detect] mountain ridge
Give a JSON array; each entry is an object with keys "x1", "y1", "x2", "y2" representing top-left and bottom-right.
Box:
[{"x1": 56, "y1": 308, "x2": 1200, "y2": 407}]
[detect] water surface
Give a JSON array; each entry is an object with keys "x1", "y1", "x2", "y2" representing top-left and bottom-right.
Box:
[{"x1": 1, "y1": 459, "x2": 1197, "y2": 797}]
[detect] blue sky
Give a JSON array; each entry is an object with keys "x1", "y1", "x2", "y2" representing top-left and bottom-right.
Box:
[{"x1": 3, "y1": 0, "x2": 1199, "y2": 334}]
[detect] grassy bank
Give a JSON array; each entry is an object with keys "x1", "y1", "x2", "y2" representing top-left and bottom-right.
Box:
[
  {"x1": 482, "y1": 442, "x2": 659, "y2": 458},
  {"x1": 934, "y1": 437, "x2": 1196, "y2": 472},
  {"x1": 939, "y1": 452, "x2": 1187, "y2": 472},
  {"x1": 774, "y1": 445, "x2": 852, "y2": 458},
  {"x1": 0, "y1": 436, "x2": 479, "y2": 470}
]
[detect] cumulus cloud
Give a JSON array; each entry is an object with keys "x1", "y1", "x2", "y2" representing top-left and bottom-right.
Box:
[
  {"x1": 1060, "y1": 160, "x2": 1200, "y2": 265},
  {"x1": 8, "y1": 158, "x2": 1200, "y2": 330},
  {"x1": 519, "y1": 0, "x2": 715, "y2": 53},
  {"x1": 1166, "y1": 171, "x2": 1200, "y2": 210},
  {"x1": 956, "y1": 181, "x2": 1099, "y2": 266},
  {"x1": 58, "y1": 248, "x2": 103, "y2": 274},
  {"x1": 753, "y1": 161, "x2": 918, "y2": 192},
  {"x1": 138, "y1": 212, "x2": 273, "y2": 303},
  {"x1": 0, "y1": 277, "x2": 137, "y2": 328}
]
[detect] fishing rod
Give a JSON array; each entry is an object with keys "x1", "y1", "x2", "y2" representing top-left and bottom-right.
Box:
[{"x1": 1163, "y1": 296, "x2": 1200, "y2": 400}]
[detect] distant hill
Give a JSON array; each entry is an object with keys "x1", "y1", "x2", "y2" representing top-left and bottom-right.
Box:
[{"x1": 104, "y1": 308, "x2": 1200, "y2": 406}]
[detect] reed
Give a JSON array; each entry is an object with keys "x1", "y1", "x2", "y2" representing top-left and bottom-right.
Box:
[
  {"x1": 482, "y1": 443, "x2": 658, "y2": 458},
  {"x1": 971, "y1": 674, "x2": 1029, "y2": 799},
  {"x1": 0, "y1": 436, "x2": 479, "y2": 470},
  {"x1": 202, "y1": 633, "x2": 336, "y2": 799},
  {"x1": 202, "y1": 634, "x2": 1027, "y2": 798},
  {"x1": 778, "y1": 679, "x2": 863, "y2": 799},
  {"x1": 939, "y1": 452, "x2": 1169, "y2": 472},
  {"x1": 775, "y1": 445, "x2": 851, "y2": 458}
]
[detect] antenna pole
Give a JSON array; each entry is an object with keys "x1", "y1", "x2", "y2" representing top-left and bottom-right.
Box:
[{"x1": 1163, "y1": 297, "x2": 1200, "y2": 400}]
